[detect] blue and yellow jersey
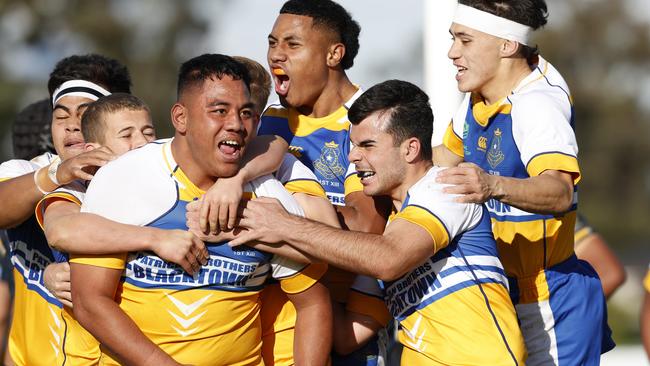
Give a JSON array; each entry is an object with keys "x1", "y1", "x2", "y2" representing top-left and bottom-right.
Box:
[
  {"x1": 443, "y1": 56, "x2": 580, "y2": 304},
  {"x1": 70, "y1": 140, "x2": 326, "y2": 366},
  {"x1": 386, "y1": 167, "x2": 525, "y2": 365},
  {"x1": 0, "y1": 153, "x2": 66, "y2": 366},
  {"x1": 35, "y1": 181, "x2": 101, "y2": 366},
  {"x1": 259, "y1": 89, "x2": 364, "y2": 207}
]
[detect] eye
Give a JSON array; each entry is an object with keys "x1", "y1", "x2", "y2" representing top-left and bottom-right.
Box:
[
  {"x1": 121, "y1": 134, "x2": 132, "y2": 139},
  {"x1": 268, "y1": 38, "x2": 277, "y2": 47},
  {"x1": 288, "y1": 42, "x2": 300, "y2": 48},
  {"x1": 240, "y1": 109, "x2": 253, "y2": 119}
]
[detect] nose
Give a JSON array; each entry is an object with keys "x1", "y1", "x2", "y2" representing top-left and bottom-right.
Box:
[
  {"x1": 448, "y1": 39, "x2": 460, "y2": 60},
  {"x1": 65, "y1": 114, "x2": 82, "y2": 132},
  {"x1": 131, "y1": 132, "x2": 149, "y2": 149},
  {"x1": 224, "y1": 111, "x2": 244, "y2": 132},
  {"x1": 268, "y1": 43, "x2": 286, "y2": 64},
  {"x1": 348, "y1": 145, "x2": 361, "y2": 164}
]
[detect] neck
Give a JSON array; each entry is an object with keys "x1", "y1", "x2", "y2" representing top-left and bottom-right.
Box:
[
  {"x1": 170, "y1": 135, "x2": 215, "y2": 191},
  {"x1": 390, "y1": 160, "x2": 433, "y2": 210},
  {"x1": 479, "y1": 58, "x2": 532, "y2": 105},
  {"x1": 297, "y1": 71, "x2": 357, "y2": 118}
]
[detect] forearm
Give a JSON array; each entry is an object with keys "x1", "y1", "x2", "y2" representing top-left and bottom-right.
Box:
[
  {"x1": 335, "y1": 195, "x2": 390, "y2": 233},
  {"x1": 0, "y1": 171, "x2": 55, "y2": 228},
  {"x1": 291, "y1": 283, "x2": 332, "y2": 365},
  {"x1": 237, "y1": 135, "x2": 287, "y2": 182},
  {"x1": 489, "y1": 172, "x2": 574, "y2": 214},
  {"x1": 74, "y1": 295, "x2": 175, "y2": 365},
  {"x1": 432, "y1": 144, "x2": 463, "y2": 167},
  {"x1": 47, "y1": 213, "x2": 157, "y2": 254},
  {"x1": 280, "y1": 216, "x2": 391, "y2": 279}
]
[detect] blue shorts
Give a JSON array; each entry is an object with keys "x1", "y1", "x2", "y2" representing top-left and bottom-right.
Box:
[{"x1": 510, "y1": 256, "x2": 615, "y2": 366}]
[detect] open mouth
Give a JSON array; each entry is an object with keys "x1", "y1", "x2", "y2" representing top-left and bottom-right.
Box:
[
  {"x1": 356, "y1": 170, "x2": 376, "y2": 182},
  {"x1": 218, "y1": 139, "x2": 243, "y2": 158},
  {"x1": 272, "y1": 68, "x2": 290, "y2": 97},
  {"x1": 455, "y1": 65, "x2": 467, "y2": 79}
]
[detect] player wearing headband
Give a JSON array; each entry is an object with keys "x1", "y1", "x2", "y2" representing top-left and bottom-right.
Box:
[
  {"x1": 0, "y1": 54, "x2": 130, "y2": 365},
  {"x1": 433, "y1": 1, "x2": 614, "y2": 365}
]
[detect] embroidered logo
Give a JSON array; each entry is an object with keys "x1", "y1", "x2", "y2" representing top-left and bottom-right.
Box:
[
  {"x1": 314, "y1": 141, "x2": 345, "y2": 179},
  {"x1": 477, "y1": 136, "x2": 488, "y2": 151},
  {"x1": 288, "y1": 145, "x2": 303, "y2": 158},
  {"x1": 487, "y1": 128, "x2": 505, "y2": 169}
]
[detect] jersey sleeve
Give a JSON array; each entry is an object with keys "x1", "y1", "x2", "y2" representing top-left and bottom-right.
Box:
[
  {"x1": 275, "y1": 153, "x2": 326, "y2": 198},
  {"x1": 35, "y1": 180, "x2": 86, "y2": 230},
  {"x1": 392, "y1": 170, "x2": 483, "y2": 253},
  {"x1": 511, "y1": 92, "x2": 580, "y2": 184},
  {"x1": 346, "y1": 275, "x2": 391, "y2": 327},
  {"x1": 258, "y1": 105, "x2": 291, "y2": 144},
  {"x1": 574, "y1": 214, "x2": 593, "y2": 245},
  {"x1": 344, "y1": 161, "x2": 363, "y2": 195},
  {"x1": 0, "y1": 152, "x2": 54, "y2": 181},
  {"x1": 442, "y1": 94, "x2": 470, "y2": 157}
]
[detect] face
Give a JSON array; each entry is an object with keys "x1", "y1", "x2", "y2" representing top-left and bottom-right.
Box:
[
  {"x1": 267, "y1": 13, "x2": 333, "y2": 109},
  {"x1": 51, "y1": 95, "x2": 94, "y2": 161},
  {"x1": 448, "y1": 23, "x2": 503, "y2": 94},
  {"x1": 181, "y1": 75, "x2": 255, "y2": 179},
  {"x1": 348, "y1": 112, "x2": 406, "y2": 198},
  {"x1": 99, "y1": 109, "x2": 155, "y2": 156}
]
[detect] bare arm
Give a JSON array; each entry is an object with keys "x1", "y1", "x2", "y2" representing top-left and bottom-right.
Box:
[
  {"x1": 71, "y1": 263, "x2": 181, "y2": 366},
  {"x1": 287, "y1": 281, "x2": 332, "y2": 365},
  {"x1": 199, "y1": 135, "x2": 288, "y2": 232},
  {"x1": 332, "y1": 304, "x2": 382, "y2": 356},
  {"x1": 233, "y1": 198, "x2": 434, "y2": 281},
  {"x1": 44, "y1": 203, "x2": 207, "y2": 275},
  {"x1": 574, "y1": 233, "x2": 626, "y2": 299},
  {"x1": 432, "y1": 144, "x2": 463, "y2": 167},
  {"x1": 335, "y1": 192, "x2": 391, "y2": 234},
  {"x1": 0, "y1": 148, "x2": 114, "y2": 229},
  {"x1": 437, "y1": 163, "x2": 575, "y2": 214}
]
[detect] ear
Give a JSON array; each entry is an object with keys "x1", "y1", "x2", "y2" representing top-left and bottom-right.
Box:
[
  {"x1": 326, "y1": 43, "x2": 346, "y2": 68},
  {"x1": 500, "y1": 39, "x2": 521, "y2": 58},
  {"x1": 171, "y1": 103, "x2": 187, "y2": 134},
  {"x1": 84, "y1": 142, "x2": 101, "y2": 152},
  {"x1": 402, "y1": 137, "x2": 421, "y2": 164}
]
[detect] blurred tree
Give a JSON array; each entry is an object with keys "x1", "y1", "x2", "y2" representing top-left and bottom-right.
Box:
[
  {"x1": 537, "y1": 0, "x2": 650, "y2": 254},
  {"x1": 0, "y1": 0, "x2": 212, "y2": 160}
]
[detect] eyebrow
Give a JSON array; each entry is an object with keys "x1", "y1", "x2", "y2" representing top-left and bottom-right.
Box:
[
  {"x1": 450, "y1": 29, "x2": 473, "y2": 38},
  {"x1": 357, "y1": 139, "x2": 376, "y2": 147}
]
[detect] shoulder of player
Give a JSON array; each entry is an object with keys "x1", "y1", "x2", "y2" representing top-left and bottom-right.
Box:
[
  {"x1": 0, "y1": 152, "x2": 56, "y2": 178},
  {"x1": 406, "y1": 167, "x2": 480, "y2": 214},
  {"x1": 261, "y1": 103, "x2": 289, "y2": 119},
  {"x1": 92, "y1": 142, "x2": 165, "y2": 184}
]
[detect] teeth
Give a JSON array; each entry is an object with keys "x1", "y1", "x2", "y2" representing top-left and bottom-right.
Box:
[
  {"x1": 357, "y1": 171, "x2": 375, "y2": 179},
  {"x1": 221, "y1": 140, "x2": 240, "y2": 147}
]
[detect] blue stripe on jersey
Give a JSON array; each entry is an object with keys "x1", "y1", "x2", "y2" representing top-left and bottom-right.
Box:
[
  {"x1": 124, "y1": 197, "x2": 274, "y2": 292},
  {"x1": 8, "y1": 216, "x2": 62, "y2": 307}
]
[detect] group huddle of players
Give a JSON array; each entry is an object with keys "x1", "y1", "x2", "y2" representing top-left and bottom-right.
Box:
[{"x1": 0, "y1": 0, "x2": 626, "y2": 365}]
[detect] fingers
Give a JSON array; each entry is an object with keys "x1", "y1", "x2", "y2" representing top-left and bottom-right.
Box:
[
  {"x1": 227, "y1": 201, "x2": 238, "y2": 230},
  {"x1": 177, "y1": 258, "x2": 195, "y2": 276},
  {"x1": 217, "y1": 201, "x2": 229, "y2": 232},
  {"x1": 186, "y1": 199, "x2": 200, "y2": 212},
  {"x1": 192, "y1": 236, "x2": 209, "y2": 265},
  {"x1": 185, "y1": 250, "x2": 200, "y2": 275},
  {"x1": 199, "y1": 199, "x2": 211, "y2": 234}
]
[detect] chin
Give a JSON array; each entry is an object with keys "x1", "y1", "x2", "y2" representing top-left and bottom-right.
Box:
[{"x1": 215, "y1": 164, "x2": 240, "y2": 179}]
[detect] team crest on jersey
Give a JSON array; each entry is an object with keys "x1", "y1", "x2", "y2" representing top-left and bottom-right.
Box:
[
  {"x1": 314, "y1": 141, "x2": 345, "y2": 179},
  {"x1": 487, "y1": 128, "x2": 505, "y2": 169}
]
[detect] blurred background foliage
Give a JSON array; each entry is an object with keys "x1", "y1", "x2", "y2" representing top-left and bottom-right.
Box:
[{"x1": 0, "y1": 0, "x2": 648, "y2": 346}]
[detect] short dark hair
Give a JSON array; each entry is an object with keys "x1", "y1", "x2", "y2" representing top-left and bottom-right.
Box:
[
  {"x1": 349, "y1": 80, "x2": 433, "y2": 160},
  {"x1": 460, "y1": 0, "x2": 548, "y2": 60},
  {"x1": 280, "y1": 0, "x2": 360, "y2": 70},
  {"x1": 233, "y1": 56, "x2": 271, "y2": 115},
  {"x1": 81, "y1": 93, "x2": 150, "y2": 144},
  {"x1": 47, "y1": 54, "x2": 132, "y2": 104},
  {"x1": 12, "y1": 99, "x2": 55, "y2": 159},
  {"x1": 177, "y1": 54, "x2": 251, "y2": 100}
]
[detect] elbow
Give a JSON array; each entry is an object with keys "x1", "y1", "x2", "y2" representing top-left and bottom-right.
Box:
[
  {"x1": 45, "y1": 225, "x2": 68, "y2": 252},
  {"x1": 72, "y1": 291, "x2": 98, "y2": 330},
  {"x1": 605, "y1": 268, "x2": 627, "y2": 297},
  {"x1": 333, "y1": 337, "x2": 359, "y2": 356},
  {"x1": 375, "y1": 260, "x2": 405, "y2": 282}
]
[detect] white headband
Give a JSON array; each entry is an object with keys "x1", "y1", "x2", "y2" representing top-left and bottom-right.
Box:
[
  {"x1": 52, "y1": 80, "x2": 111, "y2": 105},
  {"x1": 453, "y1": 4, "x2": 533, "y2": 46}
]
